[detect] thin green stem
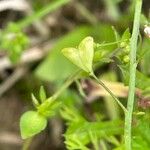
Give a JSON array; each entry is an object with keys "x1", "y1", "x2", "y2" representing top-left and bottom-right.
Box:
[
  {"x1": 100, "y1": 140, "x2": 107, "y2": 150},
  {"x1": 75, "y1": 79, "x2": 87, "y2": 98},
  {"x1": 17, "y1": 0, "x2": 70, "y2": 29},
  {"x1": 91, "y1": 73, "x2": 127, "y2": 113},
  {"x1": 25, "y1": 70, "x2": 79, "y2": 149},
  {"x1": 89, "y1": 130, "x2": 99, "y2": 150},
  {"x1": 75, "y1": 2, "x2": 97, "y2": 25},
  {"x1": 96, "y1": 39, "x2": 127, "y2": 48},
  {"x1": 22, "y1": 138, "x2": 33, "y2": 150},
  {"x1": 124, "y1": 0, "x2": 142, "y2": 150},
  {"x1": 51, "y1": 70, "x2": 80, "y2": 100}
]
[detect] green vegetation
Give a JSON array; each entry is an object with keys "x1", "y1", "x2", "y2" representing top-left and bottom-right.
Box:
[{"x1": 0, "y1": 0, "x2": 150, "y2": 150}]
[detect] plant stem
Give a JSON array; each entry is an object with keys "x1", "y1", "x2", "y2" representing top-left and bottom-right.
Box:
[
  {"x1": 91, "y1": 73, "x2": 127, "y2": 113},
  {"x1": 124, "y1": 0, "x2": 142, "y2": 150},
  {"x1": 96, "y1": 40, "x2": 127, "y2": 48},
  {"x1": 23, "y1": 70, "x2": 79, "y2": 149},
  {"x1": 75, "y1": 2, "x2": 97, "y2": 25},
  {"x1": 51, "y1": 70, "x2": 80, "y2": 100},
  {"x1": 18, "y1": 0, "x2": 70, "y2": 29},
  {"x1": 22, "y1": 138, "x2": 33, "y2": 150},
  {"x1": 75, "y1": 79, "x2": 87, "y2": 98}
]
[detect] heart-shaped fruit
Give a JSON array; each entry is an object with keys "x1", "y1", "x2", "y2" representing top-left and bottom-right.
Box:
[
  {"x1": 62, "y1": 36, "x2": 94, "y2": 74},
  {"x1": 20, "y1": 111, "x2": 47, "y2": 139}
]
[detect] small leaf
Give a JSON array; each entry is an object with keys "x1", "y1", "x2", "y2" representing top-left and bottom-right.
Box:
[
  {"x1": 62, "y1": 36, "x2": 94, "y2": 74},
  {"x1": 60, "y1": 106, "x2": 85, "y2": 123},
  {"x1": 65, "y1": 120, "x2": 123, "y2": 148},
  {"x1": 31, "y1": 93, "x2": 39, "y2": 107},
  {"x1": 20, "y1": 111, "x2": 47, "y2": 139},
  {"x1": 37, "y1": 97, "x2": 61, "y2": 117},
  {"x1": 119, "y1": 65, "x2": 150, "y2": 91},
  {"x1": 78, "y1": 36, "x2": 94, "y2": 73},
  {"x1": 121, "y1": 28, "x2": 131, "y2": 42},
  {"x1": 119, "y1": 28, "x2": 131, "y2": 48},
  {"x1": 62, "y1": 48, "x2": 85, "y2": 71},
  {"x1": 39, "y1": 86, "x2": 46, "y2": 103}
]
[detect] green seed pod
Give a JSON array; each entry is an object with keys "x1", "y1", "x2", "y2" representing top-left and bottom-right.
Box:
[
  {"x1": 123, "y1": 55, "x2": 130, "y2": 63},
  {"x1": 20, "y1": 111, "x2": 47, "y2": 139},
  {"x1": 120, "y1": 42, "x2": 126, "y2": 48},
  {"x1": 62, "y1": 36, "x2": 94, "y2": 74},
  {"x1": 124, "y1": 45, "x2": 130, "y2": 54}
]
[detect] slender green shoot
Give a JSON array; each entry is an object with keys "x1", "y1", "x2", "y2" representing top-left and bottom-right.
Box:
[
  {"x1": 51, "y1": 70, "x2": 80, "y2": 100},
  {"x1": 22, "y1": 138, "x2": 33, "y2": 150},
  {"x1": 18, "y1": 0, "x2": 70, "y2": 29},
  {"x1": 124, "y1": 0, "x2": 142, "y2": 150},
  {"x1": 75, "y1": 2, "x2": 97, "y2": 25},
  {"x1": 91, "y1": 73, "x2": 127, "y2": 113},
  {"x1": 96, "y1": 39, "x2": 127, "y2": 48},
  {"x1": 75, "y1": 80, "x2": 87, "y2": 98}
]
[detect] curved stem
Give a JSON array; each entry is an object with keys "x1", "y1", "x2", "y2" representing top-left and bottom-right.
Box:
[
  {"x1": 75, "y1": 79, "x2": 87, "y2": 98},
  {"x1": 124, "y1": 0, "x2": 142, "y2": 150},
  {"x1": 51, "y1": 70, "x2": 80, "y2": 100},
  {"x1": 91, "y1": 73, "x2": 127, "y2": 113}
]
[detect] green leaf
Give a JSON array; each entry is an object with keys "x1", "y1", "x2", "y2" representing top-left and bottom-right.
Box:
[
  {"x1": 119, "y1": 28, "x2": 131, "y2": 48},
  {"x1": 119, "y1": 65, "x2": 150, "y2": 91},
  {"x1": 65, "y1": 120, "x2": 123, "y2": 148},
  {"x1": 132, "y1": 136, "x2": 150, "y2": 150},
  {"x1": 60, "y1": 106, "x2": 85, "y2": 123},
  {"x1": 35, "y1": 26, "x2": 92, "y2": 82},
  {"x1": 78, "y1": 36, "x2": 94, "y2": 73},
  {"x1": 62, "y1": 48, "x2": 84, "y2": 71},
  {"x1": 132, "y1": 116, "x2": 150, "y2": 150},
  {"x1": 140, "y1": 38, "x2": 150, "y2": 75},
  {"x1": 62, "y1": 36, "x2": 94, "y2": 74},
  {"x1": 37, "y1": 97, "x2": 61, "y2": 117},
  {"x1": 39, "y1": 86, "x2": 46, "y2": 103},
  {"x1": 20, "y1": 111, "x2": 47, "y2": 139},
  {"x1": 121, "y1": 28, "x2": 131, "y2": 42},
  {"x1": 35, "y1": 24, "x2": 116, "y2": 82},
  {"x1": 31, "y1": 93, "x2": 39, "y2": 108}
]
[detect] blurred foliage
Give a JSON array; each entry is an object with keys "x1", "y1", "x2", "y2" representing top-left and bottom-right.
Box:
[
  {"x1": 0, "y1": 23, "x2": 29, "y2": 63},
  {"x1": 0, "y1": 0, "x2": 150, "y2": 149},
  {"x1": 61, "y1": 106, "x2": 123, "y2": 149},
  {"x1": 35, "y1": 24, "x2": 116, "y2": 82}
]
